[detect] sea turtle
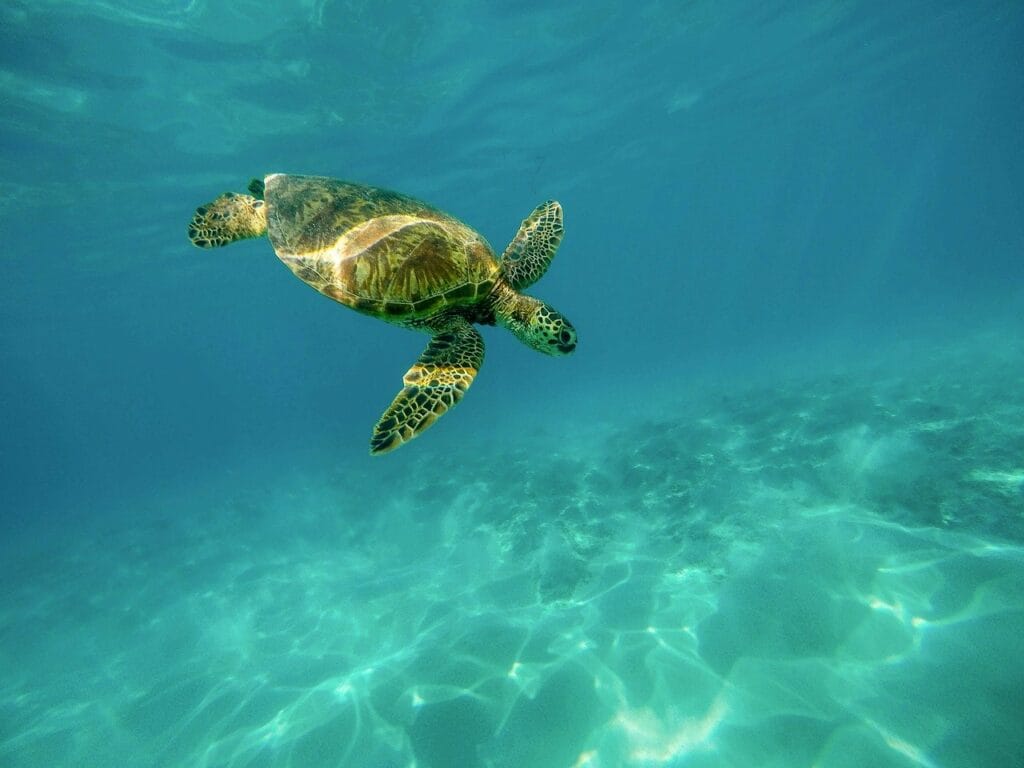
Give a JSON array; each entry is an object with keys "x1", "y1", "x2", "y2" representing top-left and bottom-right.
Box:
[{"x1": 187, "y1": 174, "x2": 576, "y2": 454}]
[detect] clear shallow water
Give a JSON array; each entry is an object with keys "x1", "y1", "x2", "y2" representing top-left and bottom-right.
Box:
[{"x1": 2, "y1": 2, "x2": 1024, "y2": 767}]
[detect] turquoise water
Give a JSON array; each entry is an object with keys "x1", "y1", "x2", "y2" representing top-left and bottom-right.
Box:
[{"x1": 2, "y1": 2, "x2": 1024, "y2": 766}]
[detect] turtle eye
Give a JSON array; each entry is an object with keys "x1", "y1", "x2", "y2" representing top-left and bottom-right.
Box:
[{"x1": 559, "y1": 329, "x2": 572, "y2": 343}]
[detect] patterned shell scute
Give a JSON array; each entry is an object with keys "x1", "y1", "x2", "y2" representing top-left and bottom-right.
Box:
[{"x1": 264, "y1": 174, "x2": 499, "y2": 319}]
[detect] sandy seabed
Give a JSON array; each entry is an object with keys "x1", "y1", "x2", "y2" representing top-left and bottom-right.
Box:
[{"x1": 3, "y1": 335, "x2": 1023, "y2": 768}]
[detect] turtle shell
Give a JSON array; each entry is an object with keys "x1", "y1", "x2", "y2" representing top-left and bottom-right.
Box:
[{"x1": 264, "y1": 174, "x2": 499, "y2": 321}]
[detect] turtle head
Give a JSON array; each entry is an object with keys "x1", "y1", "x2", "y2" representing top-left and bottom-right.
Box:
[
  {"x1": 496, "y1": 291, "x2": 577, "y2": 356},
  {"x1": 188, "y1": 192, "x2": 268, "y2": 248},
  {"x1": 528, "y1": 303, "x2": 577, "y2": 356}
]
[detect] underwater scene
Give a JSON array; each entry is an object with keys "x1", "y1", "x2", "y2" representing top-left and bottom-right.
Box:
[{"x1": 1, "y1": 2, "x2": 1023, "y2": 767}]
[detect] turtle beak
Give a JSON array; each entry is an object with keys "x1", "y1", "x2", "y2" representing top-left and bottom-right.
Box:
[{"x1": 556, "y1": 327, "x2": 577, "y2": 354}]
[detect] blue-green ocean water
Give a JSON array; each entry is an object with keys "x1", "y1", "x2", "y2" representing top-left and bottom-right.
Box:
[{"x1": 2, "y1": 2, "x2": 1024, "y2": 766}]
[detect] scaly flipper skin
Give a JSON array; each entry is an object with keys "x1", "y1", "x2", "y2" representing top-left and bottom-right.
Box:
[
  {"x1": 500, "y1": 201, "x2": 563, "y2": 289},
  {"x1": 188, "y1": 193, "x2": 267, "y2": 248},
  {"x1": 371, "y1": 317, "x2": 485, "y2": 454}
]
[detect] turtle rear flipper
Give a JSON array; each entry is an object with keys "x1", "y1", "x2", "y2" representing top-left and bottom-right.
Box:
[
  {"x1": 370, "y1": 317, "x2": 484, "y2": 454},
  {"x1": 188, "y1": 192, "x2": 268, "y2": 248},
  {"x1": 500, "y1": 200, "x2": 563, "y2": 289}
]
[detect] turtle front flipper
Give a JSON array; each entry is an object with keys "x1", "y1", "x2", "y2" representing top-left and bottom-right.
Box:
[
  {"x1": 188, "y1": 192, "x2": 268, "y2": 248},
  {"x1": 371, "y1": 317, "x2": 485, "y2": 455},
  {"x1": 500, "y1": 200, "x2": 563, "y2": 289}
]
